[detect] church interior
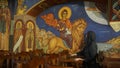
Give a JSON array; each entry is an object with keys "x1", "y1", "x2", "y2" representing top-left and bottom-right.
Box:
[{"x1": 0, "y1": 0, "x2": 120, "y2": 68}]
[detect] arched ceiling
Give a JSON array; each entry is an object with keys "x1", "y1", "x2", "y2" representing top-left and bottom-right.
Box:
[{"x1": 25, "y1": 0, "x2": 108, "y2": 17}]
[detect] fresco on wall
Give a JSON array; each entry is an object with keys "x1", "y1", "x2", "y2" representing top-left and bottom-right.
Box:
[
  {"x1": 36, "y1": 4, "x2": 90, "y2": 53},
  {"x1": 41, "y1": 6, "x2": 79, "y2": 49},
  {"x1": 13, "y1": 20, "x2": 24, "y2": 53},
  {"x1": 0, "y1": 2, "x2": 11, "y2": 50},
  {"x1": 25, "y1": 20, "x2": 35, "y2": 52},
  {"x1": 39, "y1": 18, "x2": 87, "y2": 53},
  {"x1": 85, "y1": 2, "x2": 108, "y2": 25},
  {"x1": 17, "y1": 0, "x2": 27, "y2": 15},
  {"x1": 37, "y1": 2, "x2": 109, "y2": 41},
  {"x1": 36, "y1": 2, "x2": 119, "y2": 53},
  {"x1": 103, "y1": 36, "x2": 120, "y2": 57},
  {"x1": 1, "y1": 0, "x2": 120, "y2": 54}
]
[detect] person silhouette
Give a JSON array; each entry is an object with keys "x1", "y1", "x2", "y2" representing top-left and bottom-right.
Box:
[{"x1": 77, "y1": 31, "x2": 98, "y2": 68}]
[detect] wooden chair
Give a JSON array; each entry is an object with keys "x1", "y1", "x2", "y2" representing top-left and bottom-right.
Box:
[
  {"x1": 106, "y1": 62, "x2": 120, "y2": 68},
  {"x1": 45, "y1": 53, "x2": 73, "y2": 68},
  {"x1": 22, "y1": 56, "x2": 46, "y2": 68},
  {"x1": 47, "y1": 65, "x2": 73, "y2": 68},
  {"x1": 103, "y1": 56, "x2": 120, "y2": 68},
  {"x1": 35, "y1": 49, "x2": 44, "y2": 56},
  {"x1": 13, "y1": 52, "x2": 31, "y2": 68},
  {"x1": 21, "y1": 52, "x2": 73, "y2": 68},
  {"x1": 46, "y1": 54, "x2": 59, "y2": 65},
  {"x1": 0, "y1": 55, "x2": 5, "y2": 68},
  {"x1": 28, "y1": 49, "x2": 44, "y2": 59},
  {"x1": 0, "y1": 50, "x2": 11, "y2": 68},
  {"x1": 58, "y1": 50, "x2": 84, "y2": 68},
  {"x1": 58, "y1": 50, "x2": 69, "y2": 66}
]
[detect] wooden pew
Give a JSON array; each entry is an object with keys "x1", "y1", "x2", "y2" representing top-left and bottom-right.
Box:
[{"x1": 103, "y1": 55, "x2": 120, "y2": 68}]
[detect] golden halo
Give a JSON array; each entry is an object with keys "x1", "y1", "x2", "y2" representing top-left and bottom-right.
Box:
[
  {"x1": 58, "y1": 6, "x2": 72, "y2": 19},
  {"x1": 16, "y1": 20, "x2": 22, "y2": 28},
  {"x1": 27, "y1": 21, "x2": 34, "y2": 29}
]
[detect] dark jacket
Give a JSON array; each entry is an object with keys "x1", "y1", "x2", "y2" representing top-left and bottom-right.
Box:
[{"x1": 77, "y1": 31, "x2": 98, "y2": 62}]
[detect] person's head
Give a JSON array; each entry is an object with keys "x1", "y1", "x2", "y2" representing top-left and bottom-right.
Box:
[
  {"x1": 27, "y1": 22, "x2": 34, "y2": 29},
  {"x1": 16, "y1": 21, "x2": 22, "y2": 29},
  {"x1": 85, "y1": 31, "x2": 96, "y2": 44},
  {"x1": 61, "y1": 9, "x2": 68, "y2": 20}
]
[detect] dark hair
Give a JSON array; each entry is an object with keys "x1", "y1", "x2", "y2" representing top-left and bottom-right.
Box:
[{"x1": 61, "y1": 9, "x2": 68, "y2": 14}]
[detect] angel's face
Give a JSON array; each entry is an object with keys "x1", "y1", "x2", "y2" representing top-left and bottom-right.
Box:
[{"x1": 61, "y1": 10, "x2": 68, "y2": 19}]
